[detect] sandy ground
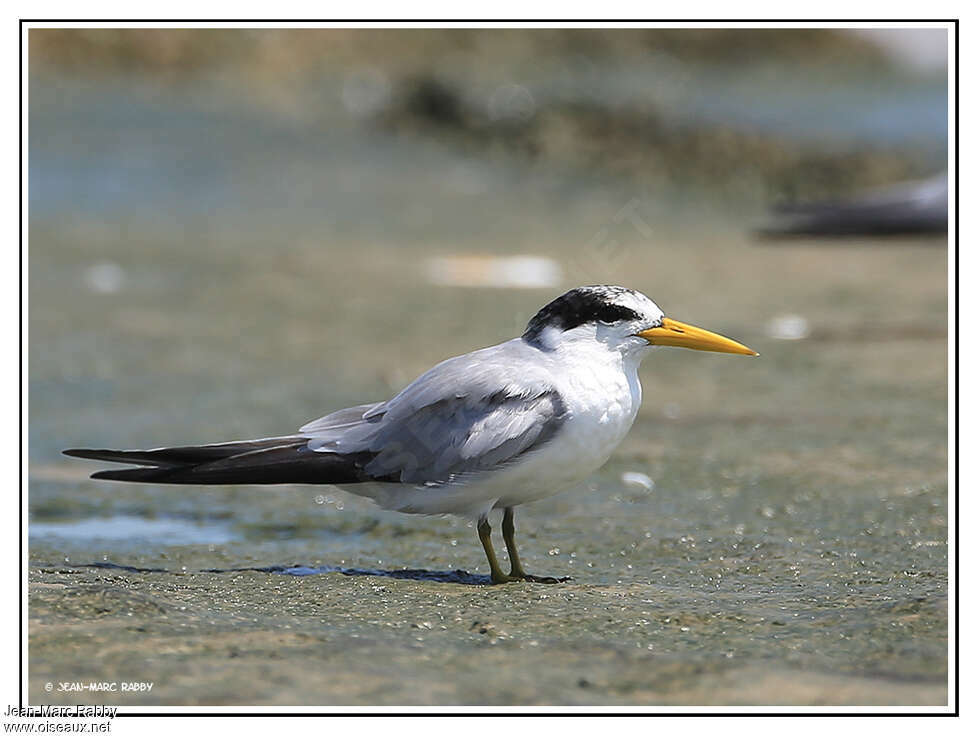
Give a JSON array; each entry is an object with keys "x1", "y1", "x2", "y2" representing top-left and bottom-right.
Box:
[{"x1": 29, "y1": 566, "x2": 945, "y2": 706}]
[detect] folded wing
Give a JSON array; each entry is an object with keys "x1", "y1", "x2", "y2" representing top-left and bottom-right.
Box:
[
  {"x1": 65, "y1": 343, "x2": 567, "y2": 487},
  {"x1": 303, "y1": 346, "x2": 567, "y2": 485}
]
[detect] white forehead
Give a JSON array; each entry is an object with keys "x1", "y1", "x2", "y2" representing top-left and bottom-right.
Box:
[{"x1": 611, "y1": 289, "x2": 664, "y2": 324}]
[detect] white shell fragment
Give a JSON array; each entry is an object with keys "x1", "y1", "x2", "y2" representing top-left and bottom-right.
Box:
[
  {"x1": 424, "y1": 255, "x2": 562, "y2": 288},
  {"x1": 620, "y1": 471, "x2": 655, "y2": 493},
  {"x1": 83, "y1": 262, "x2": 126, "y2": 294},
  {"x1": 765, "y1": 314, "x2": 810, "y2": 340}
]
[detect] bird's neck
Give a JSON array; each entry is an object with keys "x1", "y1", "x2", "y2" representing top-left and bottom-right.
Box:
[{"x1": 553, "y1": 338, "x2": 643, "y2": 408}]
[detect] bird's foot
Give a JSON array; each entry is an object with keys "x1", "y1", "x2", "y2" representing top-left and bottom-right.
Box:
[
  {"x1": 491, "y1": 570, "x2": 571, "y2": 584},
  {"x1": 518, "y1": 573, "x2": 571, "y2": 584}
]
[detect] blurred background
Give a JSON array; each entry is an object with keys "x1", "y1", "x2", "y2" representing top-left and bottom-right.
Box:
[{"x1": 28, "y1": 28, "x2": 949, "y2": 706}]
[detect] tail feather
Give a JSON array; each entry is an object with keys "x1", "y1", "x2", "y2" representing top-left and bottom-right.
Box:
[
  {"x1": 64, "y1": 437, "x2": 380, "y2": 486},
  {"x1": 62, "y1": 437, "x2": 303, "y2": 467}
]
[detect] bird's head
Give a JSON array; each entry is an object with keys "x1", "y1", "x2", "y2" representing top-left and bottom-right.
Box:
[{"x1": 522, "y1": 285, "x2": 758, "y2": 359}]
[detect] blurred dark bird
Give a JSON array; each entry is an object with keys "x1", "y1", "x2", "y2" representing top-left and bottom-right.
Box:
[{"x1": 758, "y1": 173, "x2": 947, "y2": 237}]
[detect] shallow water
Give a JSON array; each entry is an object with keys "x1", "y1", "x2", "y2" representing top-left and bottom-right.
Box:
[
  {"x1": 28, "y1": 63, "x2": 947, "y2": 706},
  {"x1": 30, "y1": 515, "x2": 236, "y2": 546}
]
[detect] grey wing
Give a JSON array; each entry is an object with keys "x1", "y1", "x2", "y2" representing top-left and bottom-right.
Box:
[
  {"x1": 356, "y1": 389, "x2": 566, "y2": 484},
  {"x1": 300, "y1": 343, "x2": 567, "y2": 485},
  {"x1": 299, "y1": 402, "x2": 385, "y2": 435}
]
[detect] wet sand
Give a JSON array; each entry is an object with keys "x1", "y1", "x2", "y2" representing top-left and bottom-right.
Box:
[{"x1": 29, "y1": 563, "x2": 945, "y2": 706}]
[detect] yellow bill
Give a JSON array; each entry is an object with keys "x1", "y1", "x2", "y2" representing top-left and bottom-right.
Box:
[{"x1": 637, "y1": 317, "x2": 758, "y2": 356}]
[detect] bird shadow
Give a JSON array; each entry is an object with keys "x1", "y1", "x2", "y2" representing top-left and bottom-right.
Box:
[
  {"x1": 205, "y1": 563, "x2": 494, "y2": 585},
  {"x1": 61, "y1": 560, "x2": 494, "y2": 585}
]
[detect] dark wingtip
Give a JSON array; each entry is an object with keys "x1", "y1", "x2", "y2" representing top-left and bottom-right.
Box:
[
  {"x1": 89, "y1": 467, "x2": 164, "y2": 482},
  {"x1": 89, "y1": 469, "x2": 121, "y2": 480},
  {"x1": 63, "y1": 448, "x2": 97, "y2": 459}
]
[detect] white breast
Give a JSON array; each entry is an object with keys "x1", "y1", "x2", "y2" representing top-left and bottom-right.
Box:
[{"x1": 490, "y1": 341, "x2": 643, "y2": 509}]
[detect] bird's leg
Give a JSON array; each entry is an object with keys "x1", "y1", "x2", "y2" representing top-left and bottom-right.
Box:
[
  {"x1": 501, "y1": 507, "x2": 528, "y2": 579},
  {"x1": 501, "y1": 507, "x2": 568, "y2": 584},
  {"x1": 477, "y1": 515, "x2": 512, "y2": 585}
]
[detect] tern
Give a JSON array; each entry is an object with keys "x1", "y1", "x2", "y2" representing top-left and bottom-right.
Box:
[
  {"x1": 758, "y1": 173, "x2": 948, "y2": 237},
  {"x1": 64, "y1": 285, "x2": 757, "y2": 584}
]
